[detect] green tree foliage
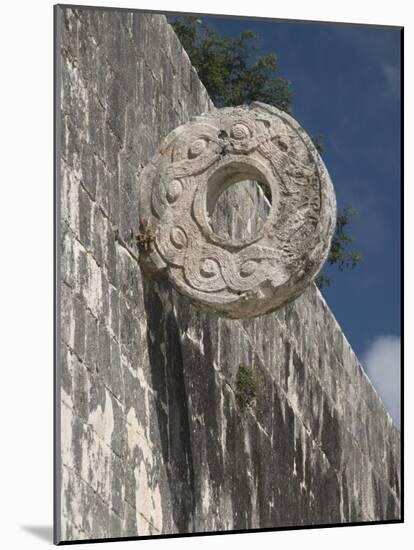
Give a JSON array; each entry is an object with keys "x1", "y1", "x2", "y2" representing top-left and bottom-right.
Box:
[
  {"x1": 171, "y1": 16, "x2": 292, "y2": 111},
  {"x1": 170, "y1": 16, "x2": 362, "y2": 287},
  {"x1": 315, "y1": 207, "x2": 363, "y2": 288}
]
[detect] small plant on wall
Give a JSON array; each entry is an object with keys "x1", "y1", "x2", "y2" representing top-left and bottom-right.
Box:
[{"x1": 235, "y1": 365, "x2": 258, "y2": 413}]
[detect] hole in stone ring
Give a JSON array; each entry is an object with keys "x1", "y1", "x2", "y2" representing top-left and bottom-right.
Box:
[{"x1": 207, "y1": 163, "x2": 271, "y2": 242}]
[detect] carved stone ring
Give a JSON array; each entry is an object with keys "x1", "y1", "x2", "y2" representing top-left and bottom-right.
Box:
[{"x1": 138, "y1": 102, "x2": 336, "y2": 319}]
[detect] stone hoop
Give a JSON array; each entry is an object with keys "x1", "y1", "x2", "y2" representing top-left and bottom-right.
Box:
[{"x1": 138, "y1": 102, "x2": 336, "y2": 319}]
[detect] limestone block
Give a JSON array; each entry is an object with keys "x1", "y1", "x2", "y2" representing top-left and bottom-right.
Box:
[{"x1": 138, "y1": 103, "x2": 336, "y2": 318}]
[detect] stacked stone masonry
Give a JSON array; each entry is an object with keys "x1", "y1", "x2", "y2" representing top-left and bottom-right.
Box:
[{"x1": 57, "y1": 6, "x2": 401, "y2": 543}]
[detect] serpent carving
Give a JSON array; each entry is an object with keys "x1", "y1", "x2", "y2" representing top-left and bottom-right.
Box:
[{"x1": 138, "y1": 102, "x2": 336, "y2": 319}]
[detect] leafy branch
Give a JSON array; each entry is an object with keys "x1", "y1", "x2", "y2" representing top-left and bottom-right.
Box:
[{"x1": 316, "y1": 207, "x2": 363, "y2": 288}]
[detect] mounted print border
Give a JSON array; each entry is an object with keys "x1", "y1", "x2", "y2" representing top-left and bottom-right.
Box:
[{"x1": 54, "y1": 3, "x2": 403, "y2": 545}]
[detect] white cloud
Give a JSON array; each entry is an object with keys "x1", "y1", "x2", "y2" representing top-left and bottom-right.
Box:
[{"x1": 362, "y1": 335, "x2": 401, "y2": 429}]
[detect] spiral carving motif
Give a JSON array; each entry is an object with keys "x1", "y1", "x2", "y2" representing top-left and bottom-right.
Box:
[{"x1": 138, "y1": 103, "x2": 336, "y2": 318}]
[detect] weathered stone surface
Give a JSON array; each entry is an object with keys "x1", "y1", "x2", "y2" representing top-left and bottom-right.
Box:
[
  {"x1": 57, "y1": 5, "x2": 400, "y2": 545},
  {"x1": 138, "y1": 105, "x2": 336, "y2": 318}
]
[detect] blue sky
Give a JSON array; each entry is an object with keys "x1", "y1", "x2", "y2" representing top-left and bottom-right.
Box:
[{"x1": 172, "y1": 15, "x2": 402, "y2": 425}]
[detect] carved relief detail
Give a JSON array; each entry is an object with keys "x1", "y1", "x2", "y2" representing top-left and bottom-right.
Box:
[{"x1": 138, "y1": 103, "x2": 336, "y2": 318}]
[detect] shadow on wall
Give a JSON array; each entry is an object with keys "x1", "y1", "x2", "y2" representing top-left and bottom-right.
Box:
[
  {"x1": 142, "y1": 274, "x2": 195, "y2": 532},
  {"x1": 141, "y1": 270, "x2": 257, "y2": 532}
]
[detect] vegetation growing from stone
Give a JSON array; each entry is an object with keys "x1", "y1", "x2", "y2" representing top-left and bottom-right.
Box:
[
  {"x1": 235, "y1": 365, "x2": 258, "y2": 412},
  {"x1": 170, "y1": 16, "x2": 362, "y2": 288}
]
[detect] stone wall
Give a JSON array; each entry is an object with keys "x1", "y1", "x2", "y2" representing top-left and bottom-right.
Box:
[{"x1": 56, "y1": 6, "x2": 401, "y2": 544}]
